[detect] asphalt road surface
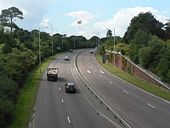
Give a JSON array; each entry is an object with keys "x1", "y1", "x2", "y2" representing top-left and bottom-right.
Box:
[
  {"x1": 34, "y1": 50, "x2": 118, "y2": 128},
  {"x1": 76, "y1": 50, "x2": 170, "y2": 128}
]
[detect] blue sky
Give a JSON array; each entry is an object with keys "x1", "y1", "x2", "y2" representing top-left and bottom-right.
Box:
[{"x1": 0, "y1": 0, "x2": 170, "y2": 38}]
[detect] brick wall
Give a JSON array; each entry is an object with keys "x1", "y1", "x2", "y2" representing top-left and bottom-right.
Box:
[{"x1": 110, "y1": 52, "x2": 162, "y2": 87}]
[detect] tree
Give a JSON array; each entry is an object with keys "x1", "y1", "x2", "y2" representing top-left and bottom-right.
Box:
[
  {"x1": 129, "y1": 29, "x2": 151, "y2": 63},
  {"x1": 0, "y1": 7, "x2": 23, "y2": 32},
  {"x1": 106, "y1": 29, "x2": 112, "y2": 37},
  {"x1": 124, "y1": 12, "x2": 165, "y2": 43},
  {"x1": 158, "y1": 42, "x2": 170, "y2": 83},
  {"x1": 164, "y1": 19, "x2": 170, "y2": 39}
]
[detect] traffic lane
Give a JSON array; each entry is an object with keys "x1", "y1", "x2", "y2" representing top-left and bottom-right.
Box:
[
  {"x1": 87, "y1": 51, "x2": 170, "y2": 115},
  {"x1": 77, "y1": 51, "x2": 170, "y2": 128},
  {"x1": 35, "y1": 51, "x2": 78, "y2": 128},
  {"x1": 57, "y1": 58, "x2": 115, "y2": 128},
  {"x1": 79, "y1": 69, "x2": 170, "y2": 128},
  {"x1": 35, "y1": 76, "x2": 70, "y2": 128},
  {"x1": 59, "y1": 84, "x2": 114, "y2": 128}
]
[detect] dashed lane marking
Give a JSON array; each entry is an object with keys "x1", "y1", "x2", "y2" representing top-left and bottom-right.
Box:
[
  {"x1": 123, "y1": 90, "x2": 129, "y2": 94},
  {"x1": 109, "y1": 81, "x2": 112, "y2": 84},
  {"x1": 87, "y1": 70, "x2": 91, "y2": 74},
  {"x1": 147, "y1": 103, "x2": 156, "y2": 109},
  {"x1": 67, "y1": 116, "x2": 71, "y2": 123},
  {"x1": 100, "y1": 69, "x2": 104, "y2": 74},
  {"x1": 61, "y1": 99, "x2": 64, "y2": 103}
]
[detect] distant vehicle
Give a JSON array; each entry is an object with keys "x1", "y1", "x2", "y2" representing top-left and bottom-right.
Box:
[
  {"x1": 90, "y1": 50, "x2": 93, "y2": 54},
  {"x1": 69, "y1": 49, "x2": 73, "y2": 52},
  {"x1": 64, "y1": 56, "x2": 69, "y2": 61},
  {"x1": 65, "y1": 82, "x2": 76, "y2": 93},
  {"x1": 47, "y1": 67, "x2": 58, "y2": 81}
]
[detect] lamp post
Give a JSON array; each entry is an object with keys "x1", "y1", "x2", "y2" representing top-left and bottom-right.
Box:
[
  {"x1": 51, "y1": 33, "x2": 54, "y2": 55},
  {"x1": 74, "y1": 35, "x2": 76, "y2": 49},
  {"x1": 38, "y1": 27, "x2": 41, "y2": 73},
  {"x1": 113, "y1": 28, "x2": 115, "y2": 68}
]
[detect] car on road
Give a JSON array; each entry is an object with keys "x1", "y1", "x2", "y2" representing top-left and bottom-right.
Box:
[
  {"x1": 69, "y1": 49, "x2": 73, "y2": 52},
  {"x1": 64, "y1": 56, "x2": 69, "y2": 61},
  {"x1": 65, "y1": 82, "x2": 76, "y2": 93},
  {"x1": 90, "y1": 50, "x2": 93, "y2": 54}
]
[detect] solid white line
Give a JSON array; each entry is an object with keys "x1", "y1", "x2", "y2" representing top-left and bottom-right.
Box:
[
  {"x1": 100, "y1": 69, "x2": 104, "y2": 74},
  {"x1": 163, "y1": 100, "x2": 170, "y2": 104},
  {"x1": 123, "y1": 90, "x2": 129, "y2": 94},
  {"x1": 87, "y1": 69, "x2": 91, "y2": 74},
  {"x1": 59, "y1": 88, "x2": 61, "y2": 91},
  {"x1": 109, "y1": 81, "x2": 112, "y2": 84},
  {"x1": 67, "y1": 116, "x2": 71, "y2": 123},
  {"x1": 147, "y1": 103, "x2": 156, "y2": 109},
  {"x1": 61, "y1": 99, "x2": 64, "y2": 103}
]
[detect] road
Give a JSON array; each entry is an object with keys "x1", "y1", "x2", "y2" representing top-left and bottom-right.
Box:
[
  {"x1": 34, "y1": 50, "x2": 118, "y2": 128},
  {"x1": 76, "y1": 50, "x2": 170, "y2": 128}
]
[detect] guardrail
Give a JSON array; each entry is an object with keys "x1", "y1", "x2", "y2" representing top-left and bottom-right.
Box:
[{"x1": 74, "y1": 50, "x2": 132, "y2": 128}]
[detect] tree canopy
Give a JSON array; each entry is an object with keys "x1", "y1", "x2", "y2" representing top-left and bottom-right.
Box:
[
  {"x1": 124, "y1": 12, "x2": 165, "y2": 43},
  {"x1": 0, "y1": 7, "x2": 23, "y2": 32},
  {"x1": 106, "y1": 29, "x2": 112, "y2": 37}
]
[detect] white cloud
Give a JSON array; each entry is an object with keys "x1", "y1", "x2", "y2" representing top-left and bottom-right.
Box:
[
  {"x1": 40, "y1": 18, "x2": 50, "y2": 28},
  {"x1": 65, "y1": 10, "x2": 95, "y2": 27},
  {"x1": 94, "y1": 6, "x2": 168, "y2": 37}
]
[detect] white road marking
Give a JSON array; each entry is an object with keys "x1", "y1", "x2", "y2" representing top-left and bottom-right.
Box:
[
  {"x1": 147, "y1": 103, "x2": 156, "y2": 109},
  {"x1": 123, "y1": 90, "x2": 129, "y2": 94},
  {"x1": 109, "y1": 81, "x2": 112, "y2": 84},
  {"x1": 100, "y1": 69, "x2": 104, "y2": 74},
  {"x1": 61, "y1": 99, "x2": 64, "y2": 103},
  {"x1": 87, "y1": 69, "x2": 91, "y2": 74},
  {"x1": 163, "y1": 100, "x2": 170, "y2": 104},
  {"x1": 67, "y1": 116, "x2": 71, "y2": 123},
  {"x1": 59, "y1": 88, "x2": 61, "y2": 91}
]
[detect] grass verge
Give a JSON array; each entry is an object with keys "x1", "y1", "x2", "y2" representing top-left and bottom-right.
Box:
[
  {"x1": 9, "y1": 53, "x2": 61, "y2": 128},
  {"x1": 96, "y1": 54, "x2": 170, "y2": 101}
]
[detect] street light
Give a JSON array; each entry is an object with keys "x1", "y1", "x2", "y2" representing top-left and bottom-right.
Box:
[
  {"x1": 61, "y1": 33, "x2": 66, "y2": 51},
  {"x1": 113, "y1": 28, "x2": 115, "y2": 68},
  {"x1": 38, "y1": 27, "x2": 41, "y2": 73},
  {"x1": 38, "y1": 26, "x2": 48, "y2": 73}
]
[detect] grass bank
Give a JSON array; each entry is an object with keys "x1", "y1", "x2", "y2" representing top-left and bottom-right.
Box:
[
  {"x1": 9, "y1": 53, "x2": 61, "y2": 128},
  {"x1": 96, "y1": 54, "x2": 170, "y2": 101}
]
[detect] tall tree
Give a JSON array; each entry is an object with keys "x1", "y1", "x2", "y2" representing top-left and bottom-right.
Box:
[
  {"x1": 106, "y1": 29, "x2": 112, "y2": 37},
  {"x1": 124, "y1": 12, "x2": 164, "y2": 43},
  {"x1": 0, "y1": 7, "x2": 23, "y2": 32}
]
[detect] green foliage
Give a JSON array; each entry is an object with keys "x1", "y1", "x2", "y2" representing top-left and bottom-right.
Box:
[
  {"x1": 158, "y1": 43, "x2": 170, "y2": 83},
  {"x1": 106, "y1": 29, "x2": 112, "y2": 37},
  {"x1": 0, "y1": 7, "x2": 23, "y2": 32},
  {"x1": 129, "y1": 30, "x2": 151, "y2": 63},
  {"x1": 0, "y1": 77, "x2": 18, "y2": 127},
  {"x1": 89, "y1": 36, "x2": 99, "y2": 48},
  {"x1": 124, "y1": 12, "x2": 165, "y2": 43},
  {"x1": 104, "y1": 38, "x2": 114, "y2": 50},
  {"x1": 116, "y1": 43, "x2": 129, "y2": 55}
]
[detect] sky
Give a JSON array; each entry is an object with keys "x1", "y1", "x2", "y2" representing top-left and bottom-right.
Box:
[{"x1": 0, "y1": 0, "x2": 170, "y2": 38}]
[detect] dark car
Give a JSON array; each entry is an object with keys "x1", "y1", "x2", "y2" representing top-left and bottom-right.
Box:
[
  {"x1": 69, "y1": 49, "x2": 73, "y2": 52},
  {"x1": 65, "y1": 82, "x2": 76, "y2": 93}
]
